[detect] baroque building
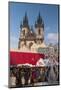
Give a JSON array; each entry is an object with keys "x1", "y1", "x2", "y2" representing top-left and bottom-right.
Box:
[{"x1": 18, "y1": 12, "x2": 46, "y2": 51}]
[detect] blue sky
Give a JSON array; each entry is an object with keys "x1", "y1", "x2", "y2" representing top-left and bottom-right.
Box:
[{"x1": 9, "y1": 2, "x2": 59, "y2": 49}]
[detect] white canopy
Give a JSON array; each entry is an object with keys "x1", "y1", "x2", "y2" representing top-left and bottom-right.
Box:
[{"x1": 36, "y1": 58, "x2": 45, "y2": 67}]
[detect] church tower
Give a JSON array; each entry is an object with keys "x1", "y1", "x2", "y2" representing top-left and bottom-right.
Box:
[
  {"x1": 35, "y1": 12, "x2": 44, "y2": 44},
  {"x1": 18, "y1": 12, "x2": 29, "y2": 49}
]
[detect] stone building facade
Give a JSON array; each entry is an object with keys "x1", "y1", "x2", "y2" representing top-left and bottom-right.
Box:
[{"x1": 18, "y1": 12, "x2": 46, "y2": 51}]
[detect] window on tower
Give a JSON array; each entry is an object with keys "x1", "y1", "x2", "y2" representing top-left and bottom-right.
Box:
[
  {"x1": 38, "y1": 28, "x2": 41, "y2": 35},
  {"x1": 23, "y1": 30, "x2": 25, "y2": 35}
]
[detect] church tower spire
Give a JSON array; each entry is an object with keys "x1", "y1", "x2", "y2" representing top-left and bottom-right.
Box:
[
  {"x1": 35, "y1": 12, "x2": 44, "y2": 44},
  {"x1": 35, "y1": 12, "x2": 44, "y2": 28},
  {"x1": 22, "y1": 12, "x2": 29, "y2": 28}
]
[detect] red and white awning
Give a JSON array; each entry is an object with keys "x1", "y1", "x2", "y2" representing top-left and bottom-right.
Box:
[{"x1": 10, "y1": 51, "x2": 45, "y2": 66}]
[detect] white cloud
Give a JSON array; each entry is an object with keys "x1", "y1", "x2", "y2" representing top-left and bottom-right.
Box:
[{"x1": 46, "y1": 33, "x2": 58, "y2": 44}]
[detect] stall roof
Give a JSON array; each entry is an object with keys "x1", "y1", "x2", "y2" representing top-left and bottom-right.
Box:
[{"x1": 10, "y1": 51, "x2": 45, "y2": 65}]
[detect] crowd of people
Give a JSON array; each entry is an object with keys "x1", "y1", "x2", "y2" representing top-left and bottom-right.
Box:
[{"x1": 9, "y1": 64, "x2": 59, "y2": 88}]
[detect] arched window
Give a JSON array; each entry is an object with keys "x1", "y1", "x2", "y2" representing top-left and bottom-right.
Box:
[
  {"x1": 23, "y1": 30, "x2": 25, "y2": 35},
  {"x1": 38, "y1": 29, "x2": 41, "y2": 35}
]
